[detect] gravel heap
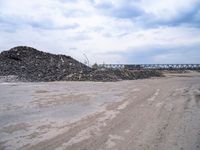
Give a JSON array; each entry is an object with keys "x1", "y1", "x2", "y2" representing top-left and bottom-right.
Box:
[
  {"x1": 68, "y1": 69, "x2": 162, "y2": 81},
  {"x1": 0, "y1": 46, "x2": 91, "y2": 81},
  {"x1": 0, "y1": 46, "x2": 162, "y2": 82}
]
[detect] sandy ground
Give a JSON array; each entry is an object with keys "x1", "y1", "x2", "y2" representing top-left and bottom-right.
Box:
[{"x1": 0, "y1": 72, "x2": 200, "y2": 150}]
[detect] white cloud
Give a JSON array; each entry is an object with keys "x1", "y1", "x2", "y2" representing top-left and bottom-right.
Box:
[
  {"x1": 140, "y1": 0, "x2": 198, "y2": 19},
  {"x1": 0, "y1": 0, "x2": 200, "y2": 64}
]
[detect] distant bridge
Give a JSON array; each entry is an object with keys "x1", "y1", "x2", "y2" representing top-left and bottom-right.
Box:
[{"x1": 99, "y1": 64, "x2": 200, "y2": 70}]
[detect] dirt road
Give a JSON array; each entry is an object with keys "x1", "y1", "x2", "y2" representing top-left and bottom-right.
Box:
[{"x1": 0, "y1": 72, "x2": 200, "y2": 150}]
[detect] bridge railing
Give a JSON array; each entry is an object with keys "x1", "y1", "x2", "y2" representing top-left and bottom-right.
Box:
[{"x1": 98, "y1": 64, "x2": 200, "y2": 70}]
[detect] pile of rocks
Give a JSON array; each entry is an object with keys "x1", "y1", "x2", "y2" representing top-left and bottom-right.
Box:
[
  {"x1": 0, "y1": 75, "x2": 19, "y2": 82},
  {"x1": 0, "y1": 46, "x2": 162, "y2": 82},
  {"x1": 110, "y1": 69, "x2": 162, "y2": 80},
  {"x1": 0, "y1": 46, "x2": 91, "y2": 81},
  {"x1": 64, "y1": 69, "x2": 119, "y2": 81}
]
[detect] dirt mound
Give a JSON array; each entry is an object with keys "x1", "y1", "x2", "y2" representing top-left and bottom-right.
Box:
[
  {"x1": 64, "y1": 69, "x2": 119, "y2": 81},
  {"x1": 0, "y1": 46, "x2": 91, "y2": 81},
  {"x1": 112, "y1": 69, "x2": 162, "y2": 80},
  {"x1": 0, "y1": 46, "x2": 163, "y2": 82},
  {"x1": 63, "y1": 69, "x2": 162, "y2": 81}
]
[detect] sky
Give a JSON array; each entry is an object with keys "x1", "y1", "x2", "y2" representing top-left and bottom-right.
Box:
[{"x1": 0, "y1": 0, "x2": 200, "y2": 64}]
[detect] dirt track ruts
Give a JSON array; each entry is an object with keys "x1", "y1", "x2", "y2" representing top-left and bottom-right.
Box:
[{"x1": 0, "y1": 72, "x2": 200, "y2": 150}]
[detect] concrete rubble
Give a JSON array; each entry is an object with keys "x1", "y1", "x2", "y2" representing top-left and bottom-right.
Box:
[{"x1": 0, "y1": 46, "x2": 162, "y2": 82}]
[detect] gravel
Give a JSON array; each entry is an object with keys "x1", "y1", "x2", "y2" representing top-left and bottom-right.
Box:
[{"x1": 0, "y1": 46, "x2": 162, "y2": 82}]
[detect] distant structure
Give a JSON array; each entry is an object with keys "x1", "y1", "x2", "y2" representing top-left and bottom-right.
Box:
[{"x1": 99, "y1": 64, "x2": 200, "y2": 70}]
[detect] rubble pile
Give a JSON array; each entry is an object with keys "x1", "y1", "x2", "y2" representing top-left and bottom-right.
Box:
[
  {"x1": 0, "y1": 46, "x2": 162, "y2": 82},
  {"x1": 0, "y1": 46, "x2": 92, "y2": 81},
  {"x1": 65, "y1": 69, "x2": 119, "y2": 81},
  {"x1": 111, "y1": 69, "x2": 162, "y2": 80}
]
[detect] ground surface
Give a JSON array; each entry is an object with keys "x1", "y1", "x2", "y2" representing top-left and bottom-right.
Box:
[{"x1": 0, "y1": 72, "x2": 200, "y2": 150}]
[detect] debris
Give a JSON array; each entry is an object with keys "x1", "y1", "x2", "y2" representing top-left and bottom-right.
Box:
[
  {"x1": 0, "y1": 46, "x2": 91, "y2": 82},
  {"x1": 0, "y1": 46, "x2": 162, "y2": 82}
]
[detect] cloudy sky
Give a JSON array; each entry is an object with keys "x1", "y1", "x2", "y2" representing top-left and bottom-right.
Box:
[{"x1": 0, "y1": 0, "x2": 200, "y2": 64}]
